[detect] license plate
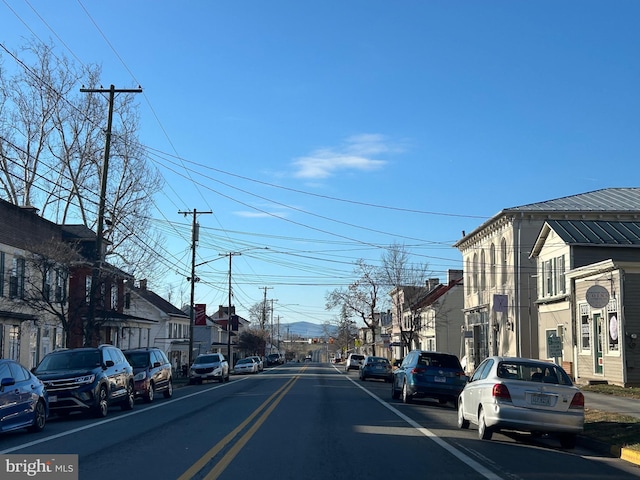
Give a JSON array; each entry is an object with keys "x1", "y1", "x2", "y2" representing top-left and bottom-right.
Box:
[
  {"x1": 434, "y1": 376, "x2": 446, "y2": 383},
  {"x1": 531, "y1": 394, "x2": 551, "y2": 406},
  {"x1": 49, "y1": 395, "x2": 57, "y2": 403}
]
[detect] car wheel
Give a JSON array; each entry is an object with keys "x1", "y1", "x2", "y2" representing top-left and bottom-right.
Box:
[
  {"x1": 478, "y1": 407, "x2": 493, "y2": 440},
  {"x1": 559, "y1": 433, "x2": 577, "y2": 449},
  {"x1": 391, "y1": 379, "x2": 400, "y2": 399},
  {"x1": 457, "y1": 400, "x2": 470, "y2": 429},
  {"x1": 144, "y1": 382, "x2": 155, "y2": 403},
  {"x1": 121, "y1": 382, "x2": 135, "y2": 411},
  {"x1": 402, "y1": 381, "x2": 412, "y2": 404},
  {"x1": 28, "y1": 399, "x2": 47, "y2": 433},
  {"x1": 164, "y1": 379, "x2": 173, "y2": 398},
  {"x1": 94, "y1": 386, "x2": 109, "y2": 418}
]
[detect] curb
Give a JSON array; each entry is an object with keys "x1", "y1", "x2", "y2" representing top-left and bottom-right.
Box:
[
  {"x1": 621, "y1": 447, "x2": 640, "y2": 466},
  {"x1": 578, "y1": 435, "x2": 640, "y2": 466}
]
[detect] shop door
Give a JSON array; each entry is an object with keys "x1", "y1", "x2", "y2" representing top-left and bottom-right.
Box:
[{"x1": 594, "y1": 313, "x2": 603, "y2": 375}]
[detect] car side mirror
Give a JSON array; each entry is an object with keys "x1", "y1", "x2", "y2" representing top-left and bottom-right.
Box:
[
  {"x1": 104, "y1": 360, "x2": 115, "y2": 368},
  {"x1": 1, "y1": 377, "x2": 15, "y2": 388},
  {"x1": 153, "y1": 362, "x2": 161, "y2": 368}
]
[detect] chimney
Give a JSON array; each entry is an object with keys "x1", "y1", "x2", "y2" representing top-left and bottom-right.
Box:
[
  {"x1": 447, "y1": 269, "x2": 464, "y2": 283},
  {"x1": 139, "y1": 279, "x2": 147, "y2": 290},
  {"x1": 426, "y1": 278, "x2": 440, "y2": 290}
]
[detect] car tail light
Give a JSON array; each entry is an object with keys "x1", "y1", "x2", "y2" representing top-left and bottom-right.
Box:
[
  {"x1": 410, "y1": 367, "x2": 426, "y2": 375},
  {"x1": 492, "y1": 383, "x2": 512, "y2": 401},
  {"x1": 569, "y1": 392, "x2": 585, "y2": 409}
]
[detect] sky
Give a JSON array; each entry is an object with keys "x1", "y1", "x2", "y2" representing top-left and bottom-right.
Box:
[{"x1": 2, "y1": 1, "x2": 640, "y2": 331}]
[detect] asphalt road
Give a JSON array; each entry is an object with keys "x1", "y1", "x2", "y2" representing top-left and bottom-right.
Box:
[{"x1": 1, "y1": 363, "x2": 639, "y2": 480}]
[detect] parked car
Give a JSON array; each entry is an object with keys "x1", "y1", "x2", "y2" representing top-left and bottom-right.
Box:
[
  {"x1": 0, "y1": 359, "x2": 48, "y2": 433},
  {"x1": 391, "y1": 350, "x2": 467, "y2": 406},
  {"x1": 359, "y1": 356, "x2": 392, "y2": 382},
  {"x1": 33, "y1": 345, "x2": 135, "y2": 418},
  {"x1": 189, "y1": 353, "x2": 229, "y2": 384},
  {"x1": 266, "y1": 353, "x2": 283, "y2": 366},
  {"x1": 123, "y1": 347, "x2": 173, "y2": 403},
  {"x1": 234, "y1": 358, "x2": 259, "y2": 374},
  {"x1": 248, "y1": 356, "x2": 264, "y2": 371},
  {"x1": 457, "y1": 356, "x2": 584, "y2": 448},
  {"x1": 344, "y1": 353, "x2": 365, "y2": 371}
]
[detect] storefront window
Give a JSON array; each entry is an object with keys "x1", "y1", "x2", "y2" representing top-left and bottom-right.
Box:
[
  {"x1": 608, "y1": 311, "x2": 619, "y2": 352},
  {"x1": 580, "y1": 304, "x2": 590, "y2": 351}
]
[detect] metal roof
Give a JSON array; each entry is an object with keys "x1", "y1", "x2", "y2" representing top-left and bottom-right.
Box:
[
  {"x1": 506, "y1": 188, "x2": 640, "y2": 212},
  {"x1": 546, "y1": 219, "x2": 640, "y2": 246}
]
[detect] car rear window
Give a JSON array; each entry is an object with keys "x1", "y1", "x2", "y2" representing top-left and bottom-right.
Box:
[
  {"x1": 498, "y1": 361, "x2": 573, "y2": 385},
  {"x1": 417, "y1": 353, "x2": 461, "y2": 370},
  {"x1": 352, "y1": 355, "x2": 364, "y2": 360},
  {"x1": 367, "y1": 357, "x2": 389, "y2": 365}
]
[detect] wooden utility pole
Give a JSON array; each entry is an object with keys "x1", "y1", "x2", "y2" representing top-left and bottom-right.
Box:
[
  {"x1": 179, "y1": 209, "x2": 212, "y2": 366},
  {"x1": 80, "y1": 85, "x2": 141, "y2": 346}
]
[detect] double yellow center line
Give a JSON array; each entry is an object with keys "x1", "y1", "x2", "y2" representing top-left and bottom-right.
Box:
[{"x1": 178, "y1": 370, "x2": 302, "y2": 480}]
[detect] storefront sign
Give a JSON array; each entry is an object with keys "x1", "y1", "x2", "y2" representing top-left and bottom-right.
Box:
[{"x1": 586, "y1": 285, "x2": 610, "y2": 309}]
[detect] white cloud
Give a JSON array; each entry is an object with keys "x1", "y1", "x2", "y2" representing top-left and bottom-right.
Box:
[{"x1": 292, "y1": 134, "x2": 393, "y2": 179}]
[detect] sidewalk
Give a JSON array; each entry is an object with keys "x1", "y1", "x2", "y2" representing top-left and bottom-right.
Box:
[{"x1": 581, "y1": 391, "x2": 640, "y2": 466}]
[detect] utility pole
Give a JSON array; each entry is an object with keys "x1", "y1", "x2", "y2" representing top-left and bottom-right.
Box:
[
  {"x1": 270, "y1": 298, "x2": 278, "y2": 354},
  {"x1": 221, "y1": 248, "x2": 267, "y2": 366},
  {"x1": 220, "y1": 251, "x2": 243, "y2": 366},
  {"x1": 80, "y1": 85, "x2": 141, "y2": 346},
  {"x1": 179, "y1": 209, "x2": 212, "y2": 367}
]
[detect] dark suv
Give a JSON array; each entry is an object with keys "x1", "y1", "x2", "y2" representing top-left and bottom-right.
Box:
[
  {"x1": 33, "y1": 345, "x2": 135, "y2": 418},
  {"x1": 123, "y1": 347, "x2": 173, "y2": 403},
  {"x1": 391, "y1": 350, "x2": 467, "y2": 406}
]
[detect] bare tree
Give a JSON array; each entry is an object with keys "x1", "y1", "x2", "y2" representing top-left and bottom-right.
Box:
[
  {"x1": 380, "y1": 242, "x2": 430, "y2": 357},
  {"x1": 248, "y1": 299, "x2": 272, "y2": 331},
  {"x1": 10, "y1": 238, "x2": 82, "y2": 347},
  {"x1": 0, "y1": 39, "x2": 166, "y2": 285},
  {"x1": 326, "y1": 258, "x2": 382, "y2": 356},
  {"x1": 330, "y1": 303, "x2": 354, "y2": 357}
]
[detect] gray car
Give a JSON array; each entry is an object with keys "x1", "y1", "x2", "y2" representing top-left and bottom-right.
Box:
[
  {"x1": 189, "y1": 353, "x2": 229, "y2": 384},
  {"x1": 457, "y1": 356, "x2": 584, "y2": 449}
]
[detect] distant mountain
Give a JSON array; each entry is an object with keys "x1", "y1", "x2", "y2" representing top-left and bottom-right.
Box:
[{"x1": 279, "y1": 321, "x2": 338, "y2": 339}]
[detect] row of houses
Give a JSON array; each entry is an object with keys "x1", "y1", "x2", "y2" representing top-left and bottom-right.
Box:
[
  {"x1": 355, "y1": 188, "x2": 640, "y2": 387},
  {"x1": 0, "y1": 198, "x2": 249, "y2": 370}
]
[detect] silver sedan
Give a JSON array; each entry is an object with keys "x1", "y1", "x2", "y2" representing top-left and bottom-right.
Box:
[{"x1": 457, "y1": 356, "x2": 584, "y2": 449}]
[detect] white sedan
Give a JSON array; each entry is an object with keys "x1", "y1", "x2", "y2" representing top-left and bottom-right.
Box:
[
  {"x1": 234, "y1": 358, "x2": 259, "y2": 374},
  {"x1": 457, "y1": 356, "x2": 584, "y2": 449}
]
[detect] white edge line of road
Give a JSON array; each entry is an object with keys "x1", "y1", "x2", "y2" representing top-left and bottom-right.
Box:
[
  {"x1": 0, "y1": 376, "x2": 251, "y2": 455},
  {"x1": 337, "y1": 365, "x2": 504, "y2": 480}
]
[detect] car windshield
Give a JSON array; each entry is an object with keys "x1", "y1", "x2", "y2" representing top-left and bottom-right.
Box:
[
  {"x1": 417, "y1": 353, "x2": 461, "y2": 369},
  {"x1": 38, "y1": 350, "x2": 101, "y2": 371},
  {"x1": 196, "y1": 355, "x2": 220, "y2": 364},
  {"x1": 352, "y1": 355, "x2": 364, "y2": 360},
  {"x1": 497, "y1": 361, "x2": 573, "y2": 385},
  {"x1": 124, "y1": 352, "x2": 150, "y2": 368},
  {"x1": 237, "y1": 359, "x2": 251, "y2": 364}
]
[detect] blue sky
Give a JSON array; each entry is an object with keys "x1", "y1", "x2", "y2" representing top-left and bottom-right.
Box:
[{"x1": 3, "y1": 1, "x2": 640, "y2": 329}]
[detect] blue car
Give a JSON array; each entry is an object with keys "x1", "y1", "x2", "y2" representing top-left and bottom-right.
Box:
[
  {"x1": 391, "y1": 350, "x2": 467, "y2": 407},
  {"x1": 0, "y1": 359, "x2": 48, "y2": 433}
]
